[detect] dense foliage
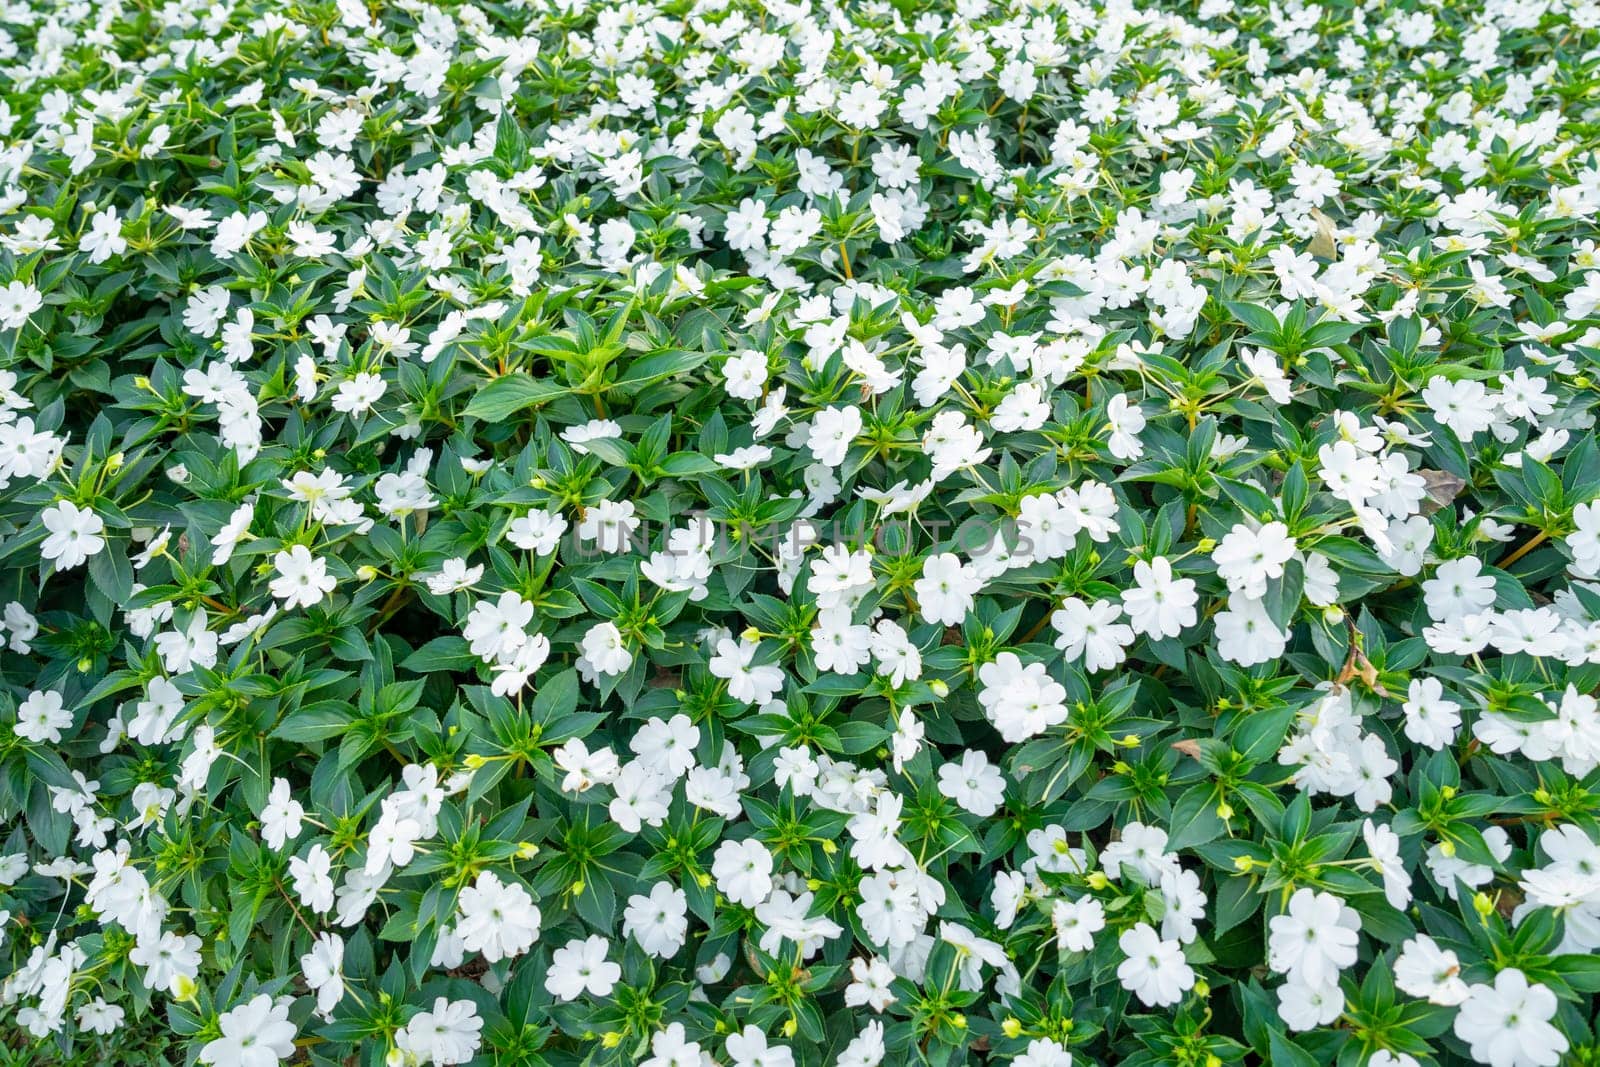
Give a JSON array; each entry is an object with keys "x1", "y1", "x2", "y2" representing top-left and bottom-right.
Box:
[{"x1": 3, "y1": 0, "x2": 1600, "y2": 1064}]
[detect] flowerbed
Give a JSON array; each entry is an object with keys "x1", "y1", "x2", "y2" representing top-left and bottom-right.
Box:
[{"x1": 2, "y1": 0, "x2": 1600, "y2": 1064}]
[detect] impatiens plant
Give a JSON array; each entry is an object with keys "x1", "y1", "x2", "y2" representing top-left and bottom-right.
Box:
[{"x1": 5, "y1": 0, "x2": 1600, "y2": 1063}]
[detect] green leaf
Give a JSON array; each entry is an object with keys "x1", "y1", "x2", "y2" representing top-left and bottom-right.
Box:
[{"x1": 464, "y1": 374, "x2": 569, "y2": 422}]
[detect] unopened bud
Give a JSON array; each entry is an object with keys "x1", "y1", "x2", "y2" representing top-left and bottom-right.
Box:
[{"x1": 1002, "y1": 1017, "x2": 1022, "y2": 1039}]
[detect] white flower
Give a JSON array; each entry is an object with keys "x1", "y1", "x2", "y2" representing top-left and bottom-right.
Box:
[
  {"x1": 723, "y1": 350, "x2": 769, "y2": 400},
  {"x1": 270, "y1": 545, "x2": 336, "y2": 609},
  {"x1": 1402, "y1": 677, "x2": 1462, "y2": 750},
  {"x1": 627, "y1": 713, "x2": 697, "y2": 780},
  {"x1": 1268, "y1": 888, "x2": 1361, "y2": 988},
  {"x1": 1117, "y1": 922, "x2": 1194, "y2": 1006},
  {"x1": 14, "y1": 690, "x2": 71, "y2": 744},
  {"x1": 1122, "y1": 557, "x2": 1198, "y2": 639},
  {"x1": 581, "y1": 621, "x2": 633, "y2": 676},
  {"x1": 199, "y1": 994, "x2": 296, "y2": 1067},
  {"x1": 844, "y1": 956, "x2": 898, "y2": 1013},
  {"x1": 1421, "y1": 376, "x2": 1496, "y2": 441},
  {"x1": 1452, "y1": 969, "x2": 1568, "y2": 1067},
  {"x1": 624, "y1": 882, "x2": 689, "y2": 958},
  {"x1": 1014, "y1": 1038, "x2": 1075, "y2": 1067},
  {"x1": 39, "y1": 501, "x2": 105, "y2": 570},
  {"x1": 1363, "y1": 819, "x2": 1412, "y2": 909},
  {"x1": 395, "y1": 997, "x2": 484, "y2": 1066},
  {"x1": 455, "y1": 871, "x2": 541, "y2": 962},
  {"x1": 977, "y1": 652, "x2": 1068, "y2": 742},
  {"x1": 712, "y1": 838, "x2": 774, "y2": 907},
  {"x1": 936, "y1": 750, "x2": 1005, "y2": 816},
  {"x1": 463, "y1": 591, "x2": 535, "y2": 662},
  {"x1": 709, "y1": 637, "x2": 786, "y2": 705},
  {"x1": 1212, "y1": 521, "x2": 1297, "y2": 598},
  {"x1": 259, "y1": 778, "x2": 304, "y2": 851},
  {"x1": 807, "y1": 405, "x2": 862, "y2": 466},
  {"x1": 1394, "y1": 934, "x2": 1469, "y2": 1006},
  {"x1": 914, "y1": 552, "x2": 981, "y2": 627},
  {"x1": 1052, "y1": 896, "x2": 1106, "y2": 952},
  {"x1": 1277, "y1": 976, "x2": 1345, "y2": 1031},
  {"x1": 300, "y1": 933, "x2": 345, "y2": 1016},
  {"x1": 0, "y1": 280, "x2": 43, "y2": 329},
  {"x1": 1051, "y1": 598, "x2": 1134, "y2": 672},
  {"x1": 545, "y1": 935, "x2": 622, "y2": 1001}
]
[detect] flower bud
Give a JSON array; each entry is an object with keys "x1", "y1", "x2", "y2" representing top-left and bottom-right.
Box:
[
  {"x1": 1001, "y1": 1017, "x2": 1022, "y2": 1039},
  {"x1": 929, "y1": 679, "x2": 949, "y2": 698}
]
